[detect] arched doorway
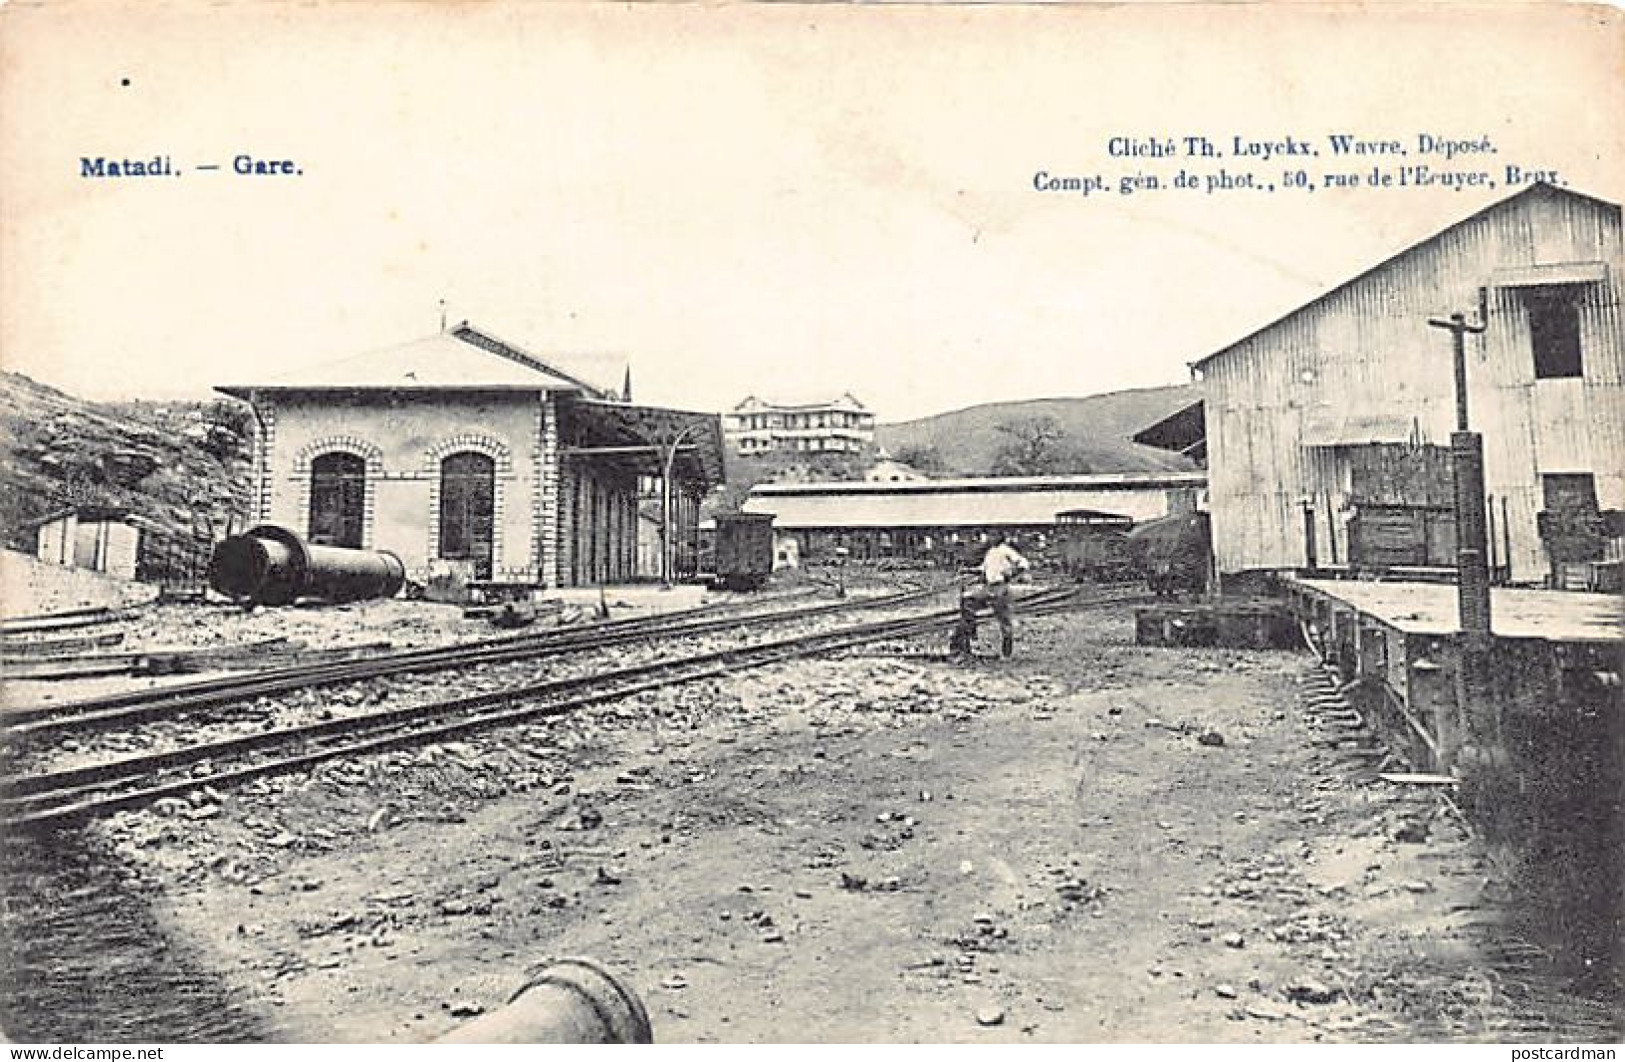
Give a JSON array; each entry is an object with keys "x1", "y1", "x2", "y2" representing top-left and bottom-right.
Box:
[
  {"x1": 309, "y1": 452, "x2": 366, "y2": 548},
  {"x1": 439, "y1": 451, "x2": 496, "y2": 578}
]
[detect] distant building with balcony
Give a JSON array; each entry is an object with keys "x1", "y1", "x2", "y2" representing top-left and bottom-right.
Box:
[{"x1": 724, "y1": 393, "x2": 876, "y2": 457}]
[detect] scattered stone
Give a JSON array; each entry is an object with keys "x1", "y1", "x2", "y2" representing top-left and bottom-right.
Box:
[
  {"x1": 1214, "y1": 984, "x2": 1238, "y2": 1000},
  {"x1": 1198, "y1": 731, "x2": 1226, "y2": 747},
  {"x1": 447, "y1": 1002, "x2": 484, "y2": 1019},
  {"x1": 367, "y1": 808, "x2": 391, "y2": 832},
  {"x1": 1393, "y1": 821, "x2": 1429, "y2": 844},
  {"x1": 761, "y1": 930, "x2": 785, "y2": 944},
  {"x1": 1222, "y1": 932, "x2": 1245, "y2": 949},
  {"x1": 595, "y1": 866, "x2": 624, "y2": 886},
  {"x1": 1403, "y1": 879, "x2": 1433, "y2": 894},
  {"x1": 1285, "y1": 979, "x2": 1339, "y2": 1004},
  {"x1": 661, "y1": 974, "x2": 689, "y2": 990},
  {"x1": 975, "y1": 1006, "x2": 1005, "y2": 1027}
]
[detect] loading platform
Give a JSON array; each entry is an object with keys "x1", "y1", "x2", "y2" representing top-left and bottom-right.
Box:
[
  {"x1": 1285, "y1": 578, "x2": 1622, "y2": 644},
  {"x1": 1281, "y1": 575, "x2": 1621, "y2": 774}
]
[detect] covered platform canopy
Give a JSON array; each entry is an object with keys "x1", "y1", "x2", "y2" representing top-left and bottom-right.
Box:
[{"x1": 556, "y1": 398, "x2": 726, "y2": 488}]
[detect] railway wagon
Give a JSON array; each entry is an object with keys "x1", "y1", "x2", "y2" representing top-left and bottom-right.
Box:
[
  {"x1": 1125, "y1": 510, "x2": 1212, "y2": 598},
  {"x1": 711, "y1": 512, "x2": 776, "y2": 590},
  {"x1": 1054, "y1": 509, "x2": 1136, "y2": 582}
]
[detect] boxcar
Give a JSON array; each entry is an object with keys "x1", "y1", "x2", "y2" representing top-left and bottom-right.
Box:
[
  {"x1": 1054, "y1": 509, "x2": 1136, "y2": 582},
  {"x1": 712, "y1": 512, "x2": 776, "y2": 590},
  {"x1": 1124, "y1": 511, "x2": 1211, "y2": 598}
]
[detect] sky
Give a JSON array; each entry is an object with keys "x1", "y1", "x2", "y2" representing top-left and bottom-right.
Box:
[{"x1": 1, "y1": 2, "x2": 1620, "y2": 423}]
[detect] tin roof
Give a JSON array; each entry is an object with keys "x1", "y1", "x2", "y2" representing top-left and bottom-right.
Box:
[
  {"x1": 217, "y1": 323, "x2": 618, "y2": 398},
  {"x1": 1191, "y1": 183, "x2": 1622, "y2": 374},
  {"x1": 742, "y1": 491, "x2": 1073, "y2": 529},
  {"x1": 748, "y1": 472, "x2": 1207, "y2": 497}
]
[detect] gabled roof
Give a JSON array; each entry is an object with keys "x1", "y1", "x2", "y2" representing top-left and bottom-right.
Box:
[
  {"x1": 21, "y1": 505, "x2": 155, "y2": 531},
  {"x1": 446, "y1": 323, "x2": 621, "y2": 399},
  {"x1": 731, "y1": 392, "x2": 869, "y2": 414},
  {"x1": 1191, "y1": 182, "x2": 1621, "y2": 374},
  {"x1": 217, "y1": 322, "x2": 618, "y2": 398}
]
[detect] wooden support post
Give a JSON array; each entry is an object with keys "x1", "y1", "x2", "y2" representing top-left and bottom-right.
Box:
[
  {"x1": 1356, "y1": 619, "x2": 1385, "y2": 682},
  {"x1": 1405, "y1": 635, "x2": 1458, "y2": 772}
]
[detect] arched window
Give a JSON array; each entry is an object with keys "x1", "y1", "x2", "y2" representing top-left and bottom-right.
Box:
[
  {"x1": 439, "y1": 451, "x2": 496, "y2": 578},
  {"x1": 309, "y1": 452, "x2": 366, "y2": 548}
]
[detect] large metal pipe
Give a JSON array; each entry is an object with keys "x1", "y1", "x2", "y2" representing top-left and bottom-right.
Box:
[
  {"x1": 209, "y1": 525, "x2": 405, "y2": 606},
  {"x1": 436, "y1": 958, "x2": 653, "y2": 1044}
]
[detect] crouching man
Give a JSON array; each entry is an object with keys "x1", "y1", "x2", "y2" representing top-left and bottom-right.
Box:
[{"x1": 949, "y1": 531, "x2": 1031, "y2": 660}]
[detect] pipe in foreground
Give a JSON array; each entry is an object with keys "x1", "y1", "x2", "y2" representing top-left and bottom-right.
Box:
[
  {"x1": 435, "y1": 958, "x2": 653, "y2": 1044},
  {"x1": 209, "y1": 525, "x2": 405, "y2": 606}
]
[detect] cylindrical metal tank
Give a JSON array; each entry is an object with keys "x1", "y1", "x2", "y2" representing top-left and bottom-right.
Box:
[
  {"x1": 435, "y1": 958, "x2": 653, "y2": 1044},
  {"x1": 209, "y1": 525, "x2": 405, "y2": 606}
]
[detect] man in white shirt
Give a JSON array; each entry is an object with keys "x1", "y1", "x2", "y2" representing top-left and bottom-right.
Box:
[{"x1": 949, "y1": 531, "x2": 1031, "y2": 660}]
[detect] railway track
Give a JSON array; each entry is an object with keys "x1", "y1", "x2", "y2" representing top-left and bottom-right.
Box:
[
  {"x1": 2, "y1": 584, "x2": 1143, "y2": 829},
  {"x1": 4, "y1": 582, "x2": 949, "y2": 736}
]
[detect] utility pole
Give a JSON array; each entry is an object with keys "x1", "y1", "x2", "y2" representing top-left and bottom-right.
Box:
[{"x1": 1427, "y1": 307, "x2": 1492, "y2": 772}]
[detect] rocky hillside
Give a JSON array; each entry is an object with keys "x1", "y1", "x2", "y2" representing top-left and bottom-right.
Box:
[
  {"x1": 875, "y1": 384, "x2": 1201, "y2": 476},
  {"x1": 0, "y1": 372, "x2": 254, "y2": 549}
]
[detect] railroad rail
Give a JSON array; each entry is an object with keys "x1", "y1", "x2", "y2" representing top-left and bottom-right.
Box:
[
  {"x1": 5, "y1": 583, "x2": 949, "y2": 735},
  {"x1": 2, "y1": 585, "x2": 1137, "y2": 829},
  {"x1": 1, "y1": 606, "x2": 138, "y2": 637}
]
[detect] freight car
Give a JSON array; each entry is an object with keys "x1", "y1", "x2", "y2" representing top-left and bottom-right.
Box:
[
  {"x1": 709, "y1": 512, "x2": 776, "y2": 590},
  {"x1": 1054, "y1": 509, "x2": 1136, "y2": 582},
  {"x1": 1124, "y1": 511, "x2": 1211, "y2": 599}
]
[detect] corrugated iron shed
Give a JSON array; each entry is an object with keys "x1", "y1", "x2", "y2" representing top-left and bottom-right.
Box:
[
  {"x1": 1196, "y1": 182, "x2": 1624, "y2": 582},
  {"x1": 743, "y1": 473, "x2": 1205, "y2": 529}
]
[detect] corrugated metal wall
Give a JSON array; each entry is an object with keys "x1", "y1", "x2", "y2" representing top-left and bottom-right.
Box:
[{"x1": 1203, "y1": 187, "x2": 1624, "y2": 581}]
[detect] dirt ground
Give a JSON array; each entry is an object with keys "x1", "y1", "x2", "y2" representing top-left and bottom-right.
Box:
[{"x1": 12, "y1": 600, "x2": 1613, "y2": 1044}]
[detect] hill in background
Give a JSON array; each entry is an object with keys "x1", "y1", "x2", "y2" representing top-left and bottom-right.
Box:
[
  {"x1": 0, "y1": 372, "x2": 254, "y2": 549},
  {"x1": 874, "y1": 384, "x2": 1201, "y2": 476}
]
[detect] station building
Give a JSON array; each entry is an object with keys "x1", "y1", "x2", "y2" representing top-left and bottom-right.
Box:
[{"x1": 217, "y1": 322, "x2": 724, "y2": 588}]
